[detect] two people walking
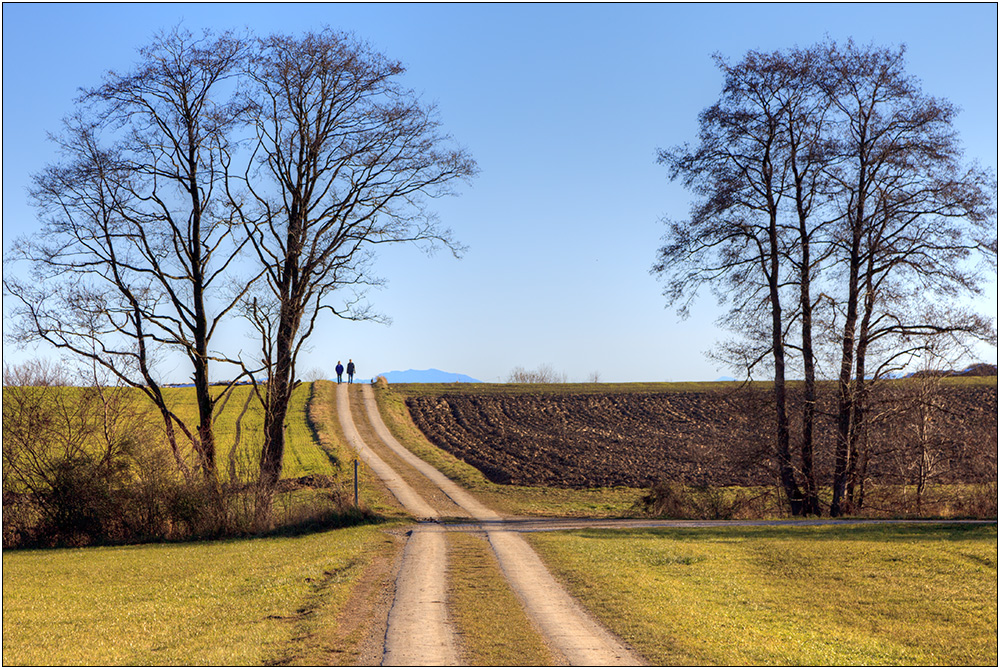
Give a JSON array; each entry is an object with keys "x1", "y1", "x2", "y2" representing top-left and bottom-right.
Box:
[{"x1": 335, "y1": 359, "x2": 356, "y2": 384}]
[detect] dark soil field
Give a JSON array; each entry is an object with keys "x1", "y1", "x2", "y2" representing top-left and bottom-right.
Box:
[{"x1": 402, "y1": 381, "x2": 997, "y2": 489}]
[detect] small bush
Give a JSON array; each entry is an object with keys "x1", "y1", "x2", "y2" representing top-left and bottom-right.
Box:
[
  {"x1": 640, "y1": 480, "x2": 750, "y2": 520},
  {"x1": 506, "y1": 364, "x2": 567, "y2": 383},
  {"x1": 953, "y1": 482, "x2": 998, "y2": 519}
]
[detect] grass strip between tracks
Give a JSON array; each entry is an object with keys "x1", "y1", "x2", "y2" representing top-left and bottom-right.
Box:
[
  {"x1": 446, "y1": 531, "x2": 557, "y2": 665},
  {"x1": 525, "y1": 522, "x2": 998, "y2": 666}
]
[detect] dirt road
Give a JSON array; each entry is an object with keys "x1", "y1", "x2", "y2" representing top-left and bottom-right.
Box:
[{"x1": 336, "y1": 383, "x2": 642, "y2": 666}]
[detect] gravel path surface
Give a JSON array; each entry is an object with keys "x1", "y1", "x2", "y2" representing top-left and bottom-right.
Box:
[
  {"x1": 381, "y1": 527, "x2": 460, "y2": 666},
  {"x1": 341, "y1": 383, "x2": 643, "y2": 666},
  {"x1": 337, "y1": 382, "x2": 438, "y2": 520},
  {"x1": 337, "y1": 383, "x2": 459, "y2": 665}
]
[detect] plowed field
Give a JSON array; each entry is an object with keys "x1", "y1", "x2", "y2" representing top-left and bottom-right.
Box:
[{"x1": 404, "y1": 383, "x2": 997, "y2": 489}]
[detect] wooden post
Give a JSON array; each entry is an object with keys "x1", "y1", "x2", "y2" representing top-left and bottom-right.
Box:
[{"x1": 354, "y1": 458, "x2": 359, "y2": 507}]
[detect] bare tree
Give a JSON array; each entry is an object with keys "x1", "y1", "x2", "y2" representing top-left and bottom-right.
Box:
[
  {"x1": 234, "y1": 29, "x2": 476, "y2": 507},
  {"x1": 506, "y1": 364, "x2": 568, "y2": 383},
  {"x1": 4, "y1": 28, "x2": 253, "y2": 489},
  {"x1": 655, "y1": 40, "x2": 996, "y2": 517},
  {"x1": 819, "y1": 40, "x2": 997, "y2": 515},
  {"x1": 656, "y1": 49, "x2": 807, "y2": 514}
]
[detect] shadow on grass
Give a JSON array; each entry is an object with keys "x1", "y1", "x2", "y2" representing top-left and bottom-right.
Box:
[
  {"x1": 260, "y1": 507, "x2": 397, "y2": 539},
  {"x1": 562, "y1": 521, "x2": 998, "y2": 544}
]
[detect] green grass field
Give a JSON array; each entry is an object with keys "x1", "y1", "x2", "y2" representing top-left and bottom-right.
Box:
[
  {"x1": 526, "y1": 522, "x2": 998, "y2": 666},
  {"x1": 164, "y1": 383, "x2": 338, "y2": 480},
  {"x1": 1, "y1": 523, "x2": 399, "y2": 665}
]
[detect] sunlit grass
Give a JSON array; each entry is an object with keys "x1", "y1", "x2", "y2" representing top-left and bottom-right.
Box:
[
  {"x1": 162, "y1": 383, "x2": 337, "y2": 480},
  {"x1": 1, "y1": 523, "x2": 400, "y2": 665},
  {"x1": 447, "y1": 531, "x2": 555, "y2": 665},
  {"x1": 527, "y1": 523, "x2": 998, "y2": 666}
]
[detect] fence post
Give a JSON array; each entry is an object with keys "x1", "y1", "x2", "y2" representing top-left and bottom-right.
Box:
[{"x1": 354, "y1": 458, "x2": 359, "y2": 507}]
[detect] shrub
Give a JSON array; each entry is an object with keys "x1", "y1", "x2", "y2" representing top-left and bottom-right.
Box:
[
  {"x1": 953, "y1": 482, "x2": 998, "y2": 519},
  {"x1": 639, "y1": 479, "x2": 751, "y2": 520},
  {"x1": 506, "y1": 364, "x2": 567, "y2": 383},
  {"x1": 3, "y1": 361, "x2": 384, "y2": 549},
  {"x1": 3, "y1": 361, "x2": 222, "y2": 547}
]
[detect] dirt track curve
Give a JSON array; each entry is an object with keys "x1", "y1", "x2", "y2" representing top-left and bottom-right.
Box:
[{"x1": 336, "y1": 382, "x2": 643, "y2": 666}]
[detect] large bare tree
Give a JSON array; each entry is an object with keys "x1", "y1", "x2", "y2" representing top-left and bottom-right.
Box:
[
  {"x1": 656, "y1": 39, "x2": 996, "y2": 517},
  {"x1": 656, "y1": 49, "x2": 808, "y2": 514},
  {"x1": 5, "y1": 28, "x2": 252, "y2": 489},
  {"x1": 819, "y1": 40, "x2": 997, "y2": 515},
  {"x1": 233, "y1": 30, "x2": 477, "y2": 507}
]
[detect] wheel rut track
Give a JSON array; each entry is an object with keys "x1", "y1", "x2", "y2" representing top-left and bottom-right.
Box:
[{"x1": 335, "y1": 383, "x2": 643, "y2": 666}]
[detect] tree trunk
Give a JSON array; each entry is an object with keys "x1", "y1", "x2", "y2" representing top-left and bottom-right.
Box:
[
  {"x1": 256, "y1": 211, "x2": 304, "y2": 520},
  {"x1": 259, "y1": 309, "x2": 295, "y2": 491},
  {"x1": 193, "y1": 361, "x2": 218, "y2": 485},
  {"x1": 798, "y1": 254, "x2": 821, "y2": 516},
  {"x1": 831, "y1": 190, "x2": 865, "y2": 517},
  {"x1": 188, "y1": 126, "x2": 220, "y2": 491},
  {"x1": 793, "y1": 167, "x2": 821, "y2": 516},
  {"x1": 767, "y1": 203, "x2": 804, "y2": 515},
  {"x1": 846, "y1": 265, "x2": 875, "y2": 511}
]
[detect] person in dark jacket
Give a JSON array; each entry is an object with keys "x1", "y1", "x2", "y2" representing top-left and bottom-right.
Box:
[
  {"x1": 335, "y1": 361, "x2": 344, "y2": 384},
  {"x1": 347, "y1": 359, "x2": 355, "y2": 384}
]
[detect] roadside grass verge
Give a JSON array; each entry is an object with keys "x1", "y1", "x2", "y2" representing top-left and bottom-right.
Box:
[
  {"x1": 310, "y1": 381, "x2": 410, "y2": 520},
  {"x1": 447, "y1": 531, "x2": 555, "y2": 665},
  {"x1": 526, "y1": 522, "x2": 998, "y2": 666},
  {"x1": 372, "y1": 385, "x2": 644, "y2": 517},
  {"x1": 1, "y1": 523, "x2": 403, "y2": 666}
]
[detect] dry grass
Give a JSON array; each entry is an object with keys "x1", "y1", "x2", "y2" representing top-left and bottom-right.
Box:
[
  {"x1": 1, "y1": 524, "x2": 400, "y2": 665},
  {"x1": 446, "y1": 531, "x2": 556, "y2": 665},
  {"x1": 527, "y1": 522, "x2": 998, "y2": 666}
]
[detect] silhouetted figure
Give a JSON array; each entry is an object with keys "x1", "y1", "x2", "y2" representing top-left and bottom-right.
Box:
[
  {"x1": 347, "y1": 359, "x2": 355, "y2": 384},
  {"x1": 335, "y1": 361, "x2": 344, "y2": 384}
]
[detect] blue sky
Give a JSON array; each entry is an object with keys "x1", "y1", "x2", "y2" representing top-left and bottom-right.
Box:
[{"x1": 3, "y1": 2, "x2": 997, "y2": 383}]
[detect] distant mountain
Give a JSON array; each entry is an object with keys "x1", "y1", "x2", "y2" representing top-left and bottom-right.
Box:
[
  {"x1": 375, "y1": 368, "x2": 483, "y2": 384},
  {"x1": 714, "y1": 376, "x2": 737, "y2": 382},
  {"x1": 908, "y1": 363, "x2": 998, "y2": 378}
]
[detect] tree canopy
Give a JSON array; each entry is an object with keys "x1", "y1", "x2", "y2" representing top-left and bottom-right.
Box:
[
  {"x1": 5, "y1": 26, "x2": 477, "y2": 522},
  {"x1": 655, "y1": 39, "x2": 997, "y2": 516}
]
